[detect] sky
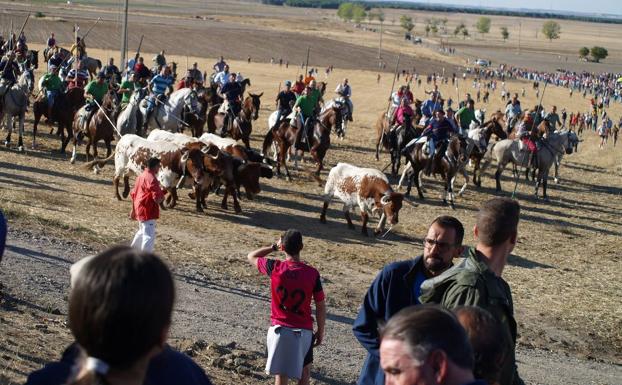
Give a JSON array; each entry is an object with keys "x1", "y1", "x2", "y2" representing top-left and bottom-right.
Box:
[{"x1": 407, "y1": 0, "x2": 621, "y2": 16}]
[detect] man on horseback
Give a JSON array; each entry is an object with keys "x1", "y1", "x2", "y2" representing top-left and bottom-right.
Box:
[
  {"x1": 504, "y1": 95, "x2": 521, "y2": 134},
  {"x1": 213, "y1": 64, "x2": 231, "y2": 88},
  {"x1": 40, "y1": 64, "x2": 63, "y2": 124},
  {"x1": 102, "y1": 58, "x2": 121, "y2": 85},
  {"x1": 292, "y1": 74, "x2": 305, "y2": 97},
  {"x1": 217, "y1": 72, "x2": 243, "y2": 136},
  {"x1": 82, "y1": 71, "x2": 109, "y2": 128},
  {"x1": 133, "y1": 57, "x2": 151, "y2": 82},
  {"x1": 118, "y1": 71, "x2": 139, "y2": 109},
  {"x1": 334, "y1": 78, "x2": 353, "y2": 122},
  {"x1": 0, "y1": 52, "x2": 21, "y2": 114},
  {"x1": 188, "y1": 62, "x2": 203, "y2": 86},
  {"x1": 420, "y1": 91, "x2": 442, "y2": 126},
  {"x1": 455, "y1": 99, "x2": 480, "y2": 136},
  {"x1": 144, "y1": 66, "x2": 174, "y2": 131},
  {"x1": 544, "y1": 105, "x2": 561, "y2": 134},
  {"x1": 153, "y1": 50, "x2": 166, "y2": 68},
  {"x1": 66, "y1": 65, "x2": 90, "y2": 90},
  {"x1": 213, "y1": 56, "x2": 227, "y2": 73},
  {"x1": 46, "y1": 33, "x2": 56, "y2": 50},
  {"x1": 292, "y1": 80, "x2": 322, "y2": 146},
  {"x1": 70, "y1": 36, "x2": 87, "y2": 60},
  {"x1": 516, "y1": 108, "x2": 540, "y2": 169},
  {"x1": 303, "y1": 70, "x2": 315, "y2": 86},
  {"x1": 404, "y1": 109, "x2": 457, "y2": 176},
  {"x1": 273, "y1": 80, "x2": 296, "y2": 130}
]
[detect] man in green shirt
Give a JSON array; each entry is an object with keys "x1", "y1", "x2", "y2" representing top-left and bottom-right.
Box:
[
  {"x1": 118, "y1": 72, "x2": 139, "y2": 109},
  {"x1": 420, "y1": 197, "x2": 524, "y2": 385},
  {"x1": 455, "y1": 99, "x2": 480, "y2": 135},
  {"x1": 40, "y1": 65, "x2": 63, "y2": 123},
  {"x1": 292, "y1": 80, "x2": 322, "y2": 145},
  {"x1": 83, "y1": 71, "x2": 109, "y2": 127}
]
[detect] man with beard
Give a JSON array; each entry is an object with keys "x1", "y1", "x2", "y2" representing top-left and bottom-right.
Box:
[{"x1": 352, "y1": 216, "x2": 465, "y2": 385}]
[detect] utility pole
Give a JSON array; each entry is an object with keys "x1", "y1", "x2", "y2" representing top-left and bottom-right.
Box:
[
  {"x1": 120, "y1": 0, "x2": 129, "y2": 72},
  {"x1": 378, "y1": 20, "x2": 383, "y2": 60},
  {"x1": 518, "y1": 21, "x2": 521, "y2": 54}
]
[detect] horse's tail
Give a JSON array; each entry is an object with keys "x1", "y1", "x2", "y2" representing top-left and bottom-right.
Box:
[
  {"x1": 96, "y1": 59, "x2": 102, "y2": 69},
  {"x1": 261, "y1": 128, "x2": 274, "y2": 158},
  {"x1": 83, "y1": 152, "x2": 114, "y2": 170}
]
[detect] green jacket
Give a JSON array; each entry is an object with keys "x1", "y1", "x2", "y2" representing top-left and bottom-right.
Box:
[
  {"x1": 419, "y1": 247, "x2": 524, "y2": 385},
  {"x1": 41, "y1": 73, "x2": 63, "y2": 91}
]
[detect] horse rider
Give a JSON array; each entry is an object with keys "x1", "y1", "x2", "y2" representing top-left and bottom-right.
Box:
[
  {"x1": 153, "y1": 50, "x2": 166, "y2": 68},
  {"x1": 40, "y1": 64, "x2": 64, "y2": 124},
  {"x1": 70, "y1": 36, "x2": 87, "y2": 60},
  {"x1": 292, "y1": 74, "x2": 305, "y2": 97},
  {"x1": 82, "y1": 71, "x2": 109, "y2": 128},
  {"x1": 144, "y1": 66, "x2": 174, "y2": 130},
  {"x1": 334, "y1": 78, "x2": 353, "y2": 122},
  {"x1": 0, "y1": 52, "x2": 21, "y2": 113},
  {"x1": 46, "y1": 33, "x2": 56, "y2": 51},
  {"x1": 175, "y1": 71, "x2": 194, "y2": 91},
  {"x1": 66, "y1": 65, "x2": 90, "y2": 90},
  {"x1": 273, "y1": 80, "x2": 296, "y2": 130},
  {"x1": 217, "y1": 72, "x2": 243, "y2": 135},
  {"x1": 118, "y1": 71, "x2": 139, "y2": 109},
  {"x1": 17, "y1": 32, "x2": 27, "y2": 48},
  {"x1": 292, "y1": 79, "x2": 322, "y2": 146},
  {"x1": 455, "y1": 99, "x2": 481, "y2": 136},
  {"x1": 133, "y1": 57, "x2": 151, "y2": 83},
  {"x1": 421, "y1": 91, "x2": 442, "y2": 126},
  {"x1": 504, "y1": 94, "x2": 522, "y2": 134},
  {"x1": 213, "y1": 64, "x2": 231, "y2": 88},
  {"x1": 2, "y1": 32, "x2": 16, "y2": 52},
  {"x1": 188, "y1": 62, "x2": 203, "y2": 86},
  {"x1": 394, "y1": 97, "x2": 414, "y2": 130},
  {"x1": 102, "y1": 57, "x2": 121, "y2": 85},
  {"x1": 213, "y1": 56, "x2": 227, "y2": 73},
  {"x1": 303, "y1": 70, "x2": 315, "y2": 86},
  {"x1": 15, "y1": 40, "x2": 28, "y2": 63},
  {"x1": 544, "y1": 105, "x2": 562, "y2": 134},
  {"x1": 404, "y1": 109, "x2": 457, "y2": 175},
  {"x1": 47, "y1": 49, "x2": 64, "y2": 71},
  {"x1": 516, "y1": 108, "x2": 539, "y2": 169}
]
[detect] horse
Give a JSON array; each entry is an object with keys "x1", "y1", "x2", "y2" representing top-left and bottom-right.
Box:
[
  {"x1": 374, "y1": 108, "x2": 423, "y2": 177},
  {"x1": 138, "y1": 87, "x2": 199, "y2": 133},
  {"x1": 323, "y1": 98, "x2": 350, "y2": 139},
  {"x1": 71, "y1": 90, "x2": 120, "y2": 164},
  {"x1": 262, "y1": 106, "x2": 342, "y2": 181},
  {"x1": 184, "y1": 87, "x2": 211, "y2": 137},
  {"x1": 466, "y1": 113, "x2": 507, "y2": 187},
  {"x1": 116, "y1": 87, "x2": 147, "y2": 136},
  {"x1": 552, "y1": 129, "x2": 580, "y2": 183},
  {"x1": 401, "y1": 134, "x2": 469, "y2": 209},
  {"x1": 2, "y1": 69, "x2": 35, "y2": 152},
  {"x1": 33, "y1": 87, "x2": 86, "y2": 152},
  {"x1": 206, "y1": 92, "x2": 261, "y2": 149},
  {"x1": 80, "y1": 57, "x2": 102, "y2": 79}
]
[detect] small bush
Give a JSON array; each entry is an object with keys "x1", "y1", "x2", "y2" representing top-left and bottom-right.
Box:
[{"x1": 34, "y1": 11, "x2": 45, "y2": 18}]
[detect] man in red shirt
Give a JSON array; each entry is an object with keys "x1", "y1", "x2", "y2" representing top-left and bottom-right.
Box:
[
  {"x1": 130, "y1": 157, "x2": 166, "y2": 252},
  {"x1": 247, "y1": 229, "x2": 326, "y2": 385},
  {"x1": 292, "y1": 74, "x2": 305, "y2": 97}
]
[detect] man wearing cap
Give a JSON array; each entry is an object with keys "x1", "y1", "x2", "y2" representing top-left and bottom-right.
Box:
[
  {"x1": 82, "y1": 71, "x2": 109, "y2": 127},
  {"x1": 40, "y1": 64, "x2": 63, "y2": 124},
  {"x1": 293, "y1": 80, "x2": 322, "y2": 145},
  {"x1": 273, "y1": 80, "x2": 297, "y2": 130},
  {"x1": 144, "y1": 66, "x2": 174, "y2": 131},
  {"x1": 334, "y1": 78, "x2": 353, "y2": 122}
]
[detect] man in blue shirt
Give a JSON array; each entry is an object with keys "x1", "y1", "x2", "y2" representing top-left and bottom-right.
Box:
[
  {"x1": 352, "y1": 216, "x2": 464, "y2": 385},
  {"x1": 145, "y1": 66, "x2": 173, "y2": 129},
  {"x1": 217, "y1": 72, "x2": 243, "y2": 135},
  {"x1": 421, "y1": 92, "x2": 442, "y2": 126}
]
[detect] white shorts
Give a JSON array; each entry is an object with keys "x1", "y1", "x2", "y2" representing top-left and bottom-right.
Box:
[{"x1": 265, "y1": 325, "x2": 313, "y2": 379}]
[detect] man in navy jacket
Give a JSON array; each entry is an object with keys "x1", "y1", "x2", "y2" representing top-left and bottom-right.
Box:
[{"x1": 352, "y1": 216, "x2": 465, "y2": 385}]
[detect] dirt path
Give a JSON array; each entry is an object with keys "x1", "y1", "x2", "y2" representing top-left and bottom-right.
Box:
[{"x1": 2, "y1": 229, "x2": 621, "y2": 385}]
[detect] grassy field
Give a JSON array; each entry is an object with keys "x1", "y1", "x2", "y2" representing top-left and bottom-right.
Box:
[{"x1": 1, "y1": 1, "x2": 621, "y2": 383}]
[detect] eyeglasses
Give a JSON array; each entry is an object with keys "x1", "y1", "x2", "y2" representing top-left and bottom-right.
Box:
[{"x1": 423, "y1": 238, "x2": 457, "y2": 251}]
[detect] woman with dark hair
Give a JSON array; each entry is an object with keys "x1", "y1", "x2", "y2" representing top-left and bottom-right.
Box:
[{"x1": 67, "y1": 245, "x2": 175, "y2": 385}]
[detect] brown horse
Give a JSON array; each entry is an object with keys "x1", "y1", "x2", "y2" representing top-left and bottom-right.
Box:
[
  {"x1": 262, "y1": 106, "x2": 341, "y2": 181},
  {"x1": 33, "y1": 88, "x2": 85, "y2": 153},
  {"x1": 186, "y1": 87, "x2": 210, "y2": 137},
  {"x1": 374, "y1": 101, "x2": 423, "y2": 177},
  {"x1": 467, "y1": 112, "x2": 507, "y2": 187},
  {"x1": 206, "y1": 93, "x2": 262, "y2": 148},
  {"x1": 402, "y1": 134, "x2": 469, "y2": 209},
  {"x1": 71, "y1": 90, "x2": 120, "y2": 164}
]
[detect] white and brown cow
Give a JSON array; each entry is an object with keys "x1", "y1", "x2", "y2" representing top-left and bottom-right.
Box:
[
  {"x1": 85, "y1": 134, "x2": 212, "y2": 212},
  {"x1": 320, "y1": 162, "x2": 404, "y2": 236}
]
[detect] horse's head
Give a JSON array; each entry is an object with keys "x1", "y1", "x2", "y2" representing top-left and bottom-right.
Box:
[
  {"x1": 318, "y1": 81, "x2": 327, "y2": 96},
  {"x1": 103, "y1": 89, "x2": 120, "y2": 111},
  {"x1": 184, "y1": 89, "x2": 200, "y2": 115},
  {"x1": 324, "y1": 105, "x2": 342, "y2": 133},
  {"x1": 568, "y1": 130, "x2": 580, "y2": 152},
  {"x1": 247, "y1": 92, "x2": 263, "y2": 120},
  {"x1": 19, "y1": 68, "x2": 35, "y2": 94},
  {"x1": 450, "y1": 135, "x2": 469, "y2": 164},
  {"x1": 488, "y1": 115, "x2": 507, "y2": 139}
]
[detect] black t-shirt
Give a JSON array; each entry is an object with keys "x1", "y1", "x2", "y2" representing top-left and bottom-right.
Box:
[
  {"x1": 221, "y1": 81, "x2": 242, "y2": 103},
  {"x1": 276, "y1": 90, "x2": 296, "y2": 111}
]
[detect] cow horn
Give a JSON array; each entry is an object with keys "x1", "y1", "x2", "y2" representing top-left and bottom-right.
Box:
[
  {"x1": 381, "y1": 195, "x2": 391, "y2": 205},
  {"x1": 209, "y1": 151, "x2": 220, "y2": 160}
]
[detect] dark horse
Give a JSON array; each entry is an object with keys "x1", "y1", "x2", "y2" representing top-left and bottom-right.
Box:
[
  {"x1": 262, "y1": 106, "x2": 342, "y2": 181},
  {"x1": 33, "y1": 87, "x2": 86, "y2": 153},
  {"x1": 206, "y1": 92, "x2": 262, "y2": 149},
  {"x1": 402, "y1": 134, "x2": 469, "y2": 209},
  {"x1": 374, "y1": 104, "x2": 423, "y2": 177},
  {"x1": 71, "y1": 90, "x2": 120, "y2": 164}
]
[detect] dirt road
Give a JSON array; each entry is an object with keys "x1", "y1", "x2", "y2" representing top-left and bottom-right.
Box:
[{"x1": 2, "y1": 229, "x2": 620, "y2": 385}]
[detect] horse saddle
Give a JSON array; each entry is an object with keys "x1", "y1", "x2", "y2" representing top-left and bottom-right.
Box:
[{"x1": 422, "y1": 139, "x2": 431, "y2": 157}]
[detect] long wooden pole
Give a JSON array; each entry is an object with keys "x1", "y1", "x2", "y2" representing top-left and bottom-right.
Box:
[
  {"x1": 380, "y1": 54, "x2": 401, "y2": 146},
  {"x1": 304, "y1": 47, "x2": 310, "y2": 76},
  {"x1": 120, "y1": 0, "x2": 129, "y2": 73},
  {"x1": 82, "y1": 17, "x2": 101, "y2": 40}
]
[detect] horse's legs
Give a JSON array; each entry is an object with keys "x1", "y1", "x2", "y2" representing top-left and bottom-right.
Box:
[
  {"x1": 4, "y1": 115, "x2": 12, "y2": 146},
  {"x1": 458, "y1": 168, "x2": 468, "y2": 197},
  {"x1": 414, "y1": 166, "x2": 425, "y2": 200},
  {"x1": 105, "y1": 138, "x2": 112, "y2": 158},
  {"x1": 281, "y1": 143, "x2": 291, "y2": 181},
  {"x1": 17, "y1": 114, "x2": 25, "y2": 152}
]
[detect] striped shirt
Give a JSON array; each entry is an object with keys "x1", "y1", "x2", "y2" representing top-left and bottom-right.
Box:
[{"x1": 150, "y1": 74, "x2": 173, "y2": 95}]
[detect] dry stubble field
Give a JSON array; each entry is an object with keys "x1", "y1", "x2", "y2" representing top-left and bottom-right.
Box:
[{"x1": 1, "y1": 1, "x2": 622, "y2": 384}]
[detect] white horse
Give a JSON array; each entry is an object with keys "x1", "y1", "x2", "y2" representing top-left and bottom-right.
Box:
[
  {"x1": 552, "y1": 129, "x2": 580, "y2": 183},
  {"x1": 468, "y1": 108, "x2": 486, "y2": 131},
  {"x1": 2, "y1": 69, "x2": 35, "y2": 152},
  {"x1": 117, "y1": 87, "x2": 147, "y2": 135},
  {"x1": 139, "y1": 88, "x2": 199, "y2": 133}
]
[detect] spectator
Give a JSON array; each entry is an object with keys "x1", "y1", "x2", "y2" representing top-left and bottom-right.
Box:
[
  {"x1": 130, "y1": 157, "x2": 166, "y2": 252},
  {"x1": 247, "y1": 229, "x2": 326, "y2": 385},
  {"x1": 353, "y1": 216, "x2": 464, "y2": 385},
  {"x1": 379, "y1": 305, "x2": 483, "y2": 385},
  {"x1": 421, "y1": 198, "x2": 524, "y2": 385},
  {"x1": 455, "y1": 307, "x2": 507, "y2": 385},
  {"x1": 27, "y1": 246, "x2": 213, "y2": 385}
]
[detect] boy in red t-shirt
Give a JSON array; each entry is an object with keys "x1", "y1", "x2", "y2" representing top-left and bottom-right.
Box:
[{"x1": 247, "y1": 229, "x2": 326, "y2": 385}]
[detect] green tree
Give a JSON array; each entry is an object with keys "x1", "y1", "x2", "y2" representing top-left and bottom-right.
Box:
[
  {"x1": 590, "y1": 46, "x2": 608, "y2": 62},
  {"x1": 475, "y1": 16, "x2": 491, "y2": 34},
  {"x1": 425, "y1": 24, "x2": 431, "y2": 37},
  {"x1": 337, "y1": 2, "x2": 353, "y2": 22},
  {"x1": 500, "y1": 26, "x2": 509, "y2": 41},
  {"x1": 541, "y1": 20, "x2": 561, "y2": 41},
  {"x1": 461, "y1": 27, "x2": 469, "y2": 39},
  {"x1": 376, "y1": 9, "x2": 385, "y2": 23},
  {"x1": 578, "y1": 46, "x2": 589, "y2": 59},
  {"x1": 430, "y1": 24, "x2": 438, "y2": 35},
  {"x1": 400, "y1": 15, "x2": 415, "y2": 33},
  {"x1": 352, "y1": 4, "x2": 366, "y2": 24}
]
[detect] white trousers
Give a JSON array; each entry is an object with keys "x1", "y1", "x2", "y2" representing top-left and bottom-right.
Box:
[{"x1": 131, "y1": 219, "x2": 156, "y2": 252}]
